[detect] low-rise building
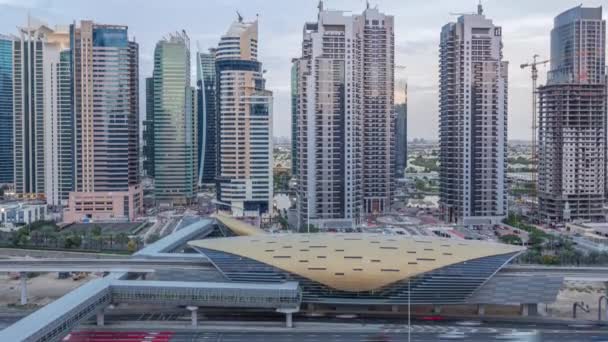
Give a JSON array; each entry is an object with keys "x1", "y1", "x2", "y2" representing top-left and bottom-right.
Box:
[
  {"x1": 63, "y1": 185, "x2": 142, "y2": 223},
  {"x1": 0, "y1": 201, "x2": 47, "y2": 227}
]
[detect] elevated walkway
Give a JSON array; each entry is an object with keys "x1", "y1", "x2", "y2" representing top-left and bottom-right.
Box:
[{"x1": 0, "y1": 279, "x2": 301, "y2": 342}]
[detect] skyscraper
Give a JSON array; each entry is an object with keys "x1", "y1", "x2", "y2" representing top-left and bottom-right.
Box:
[
  {"x1": 143, "y1": 77, "x2": 155, "y2": 177},
  {"x1": 438, "y1": 4, "x2": 508, "y2": 225},
  {"x1": 538, "y1": 6, "x2": 606, "y2": 223},
  {"x1": 293, "y1": 2, "x2": 394, "y2": 230},
  {"x1": 196, "y1": 49, "x2": 217, "y2": 185},
  {"x1": 395, "y1": 84, "x2": 407, "y2": 178},
  {"x1": 12, "y1": 23, "x2": 48, "y2": 198},
  {"x1": 11, "y1": 21, "x2": 72, "y2": 206},
  {"x1": 64, "y1": 21, "x2": 141, "y2": 222},
  {"x1": 152, "y1": 31, "x2": 197, "y2": 206},
  {"x1": 290, "y1": 61, "x2": 298, "y2": 178},
  {"x1": 215, "y1": 17, "x2": 273, "y2": 217},
  {"x1": 0, "y1": 35, "x2": 13, "y2": 185},
  {"x1": 41, "y1": 26, "x2": 71, "y2": 207}
]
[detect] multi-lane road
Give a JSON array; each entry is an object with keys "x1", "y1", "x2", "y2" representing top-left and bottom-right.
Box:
[
  {"x1": 4, "y1": 310, "x2": 608, "y2": 341},
  {"x1": 66, "y1": 329, "x2": 608, "y2": 342}
]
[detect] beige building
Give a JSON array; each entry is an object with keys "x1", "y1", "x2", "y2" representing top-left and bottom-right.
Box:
[
  {"x1": 215, "y1": 17, "x2": 273, "y2": 217},
  {"x1": 66, "y1": 21, "x2": 141, "y2": 222},
  {"x1": 64, "y1": 184, "x2": 142, "y2": 223}
]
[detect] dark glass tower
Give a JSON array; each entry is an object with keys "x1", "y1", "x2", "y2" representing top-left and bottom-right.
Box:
[
  {"x1": 196, "y1": 49, "x2": 217, "y2": 185},
  {"x1": 0, "y1": 35, "x2": 13, "y2": 185}
]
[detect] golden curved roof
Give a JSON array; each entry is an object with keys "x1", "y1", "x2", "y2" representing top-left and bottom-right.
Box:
[
  {"x1": 213, "y1": 213, "x2": 266, "y2": 236},
  {"x1": 189, "y1": 233, "x2": 524, "y2": 292}
]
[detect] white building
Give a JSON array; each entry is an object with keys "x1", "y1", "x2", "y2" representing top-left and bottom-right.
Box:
[
  {"x1": 438, "y1": 4, "x2": 508, "y2": 225},
  {"x1": 0, "y1": 202, "x2": 47, "y2": 227},
  {"x1": 293, "y1": 2, "x2": 394, "y2": 230},
  {"x1": 12, "y1": 21, "x2": 72, "y2": 207}
]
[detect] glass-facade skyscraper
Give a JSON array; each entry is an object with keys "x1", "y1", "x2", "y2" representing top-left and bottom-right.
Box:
[
  {"x1": 196, "y1": 49, "x2": 217, "y2": 185},
  {"x1": 0, "y1": 35, "x2": 13, "y2": 185},
  {"x1": 152, "y1": 32, "x2": 197, "y2": 205},
  {"x1": 13, "y1": 24, "x2": 48, "y2": 198},
  {"x1": 143, "y1": 77, "x2": 155, "y2": 178},
  {"x1": 64, "y1": 21, "x2": 142, "y2": 222}
]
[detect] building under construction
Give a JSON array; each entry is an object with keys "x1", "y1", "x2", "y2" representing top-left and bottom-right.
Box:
[
  {"x1": 537, "y1": 5, "x2": 607, "y2": 223},
  {"x1": 537, "y1": 83, "x2": 606, "y2": 222}
]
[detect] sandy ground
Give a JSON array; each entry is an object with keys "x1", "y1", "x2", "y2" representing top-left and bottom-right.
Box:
[
  {"x1": 546, "y1": 281, "x2": 607, "y2": 320},
  {"x1": 0, "y1": 272, "x2": 99, "y2": 307}
]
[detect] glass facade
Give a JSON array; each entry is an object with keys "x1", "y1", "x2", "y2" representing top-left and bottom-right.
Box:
[
  {"x1": 0, "y1": 35, "x2": 13, "y2": 184},
  {"x1": 143, "y1": 77, "x2": 154, "y2": 177},
  {"x1": 196, "y1": 50, "x2": 217, "y2": 185},
  {"x1": 71, "y1": 22, "x2": 140, "y2": 193},
  {"x1": 153, "y1": 32, "x2": 197, "y2": 205},
  {"x1": 57, "y1": 50, "x2": 73, "y2": 205},
  {"x1": 13, "y1": 35, "x2": 45, "y2": 196}
]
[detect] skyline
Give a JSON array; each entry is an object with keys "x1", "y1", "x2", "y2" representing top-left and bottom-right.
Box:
[{"x1": 0, "y1": 0, "x2": 606, "y2": 140}]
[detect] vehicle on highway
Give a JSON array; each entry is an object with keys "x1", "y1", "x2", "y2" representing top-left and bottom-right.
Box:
[
  {"x1": 496, "y1": 330, "x2": 540, "y2": 341},
  {"x1": 455, "y1": 320, "x2": 482, "y2": 326},
  {"x1": 438, "y1": 331, "x2": 467, "y2": 339}
]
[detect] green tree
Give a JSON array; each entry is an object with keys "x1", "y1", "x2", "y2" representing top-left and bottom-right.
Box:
[
  {"x1": 115, "y1": 233, "x2": 130, "y2": 246},
  {"x1": 91, "y1": 225, "x2": 102, "y2": 237},
  {"x1": 64, "y1": 234, "x2": 82, "y2": 249}
]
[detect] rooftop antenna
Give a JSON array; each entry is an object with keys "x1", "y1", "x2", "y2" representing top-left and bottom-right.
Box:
[
  {"x1": 366, "y1": 0, "x2": 370, "y2": 9},
  {"x1": 477, "y1": 0, "x2": 483, "y2": 15},
  {"x1": 318, "y1": 0, "x2": 323, "y2": 12},
  {"x1": 237, "y1": 11, "x2": 243, "y2": 23}
]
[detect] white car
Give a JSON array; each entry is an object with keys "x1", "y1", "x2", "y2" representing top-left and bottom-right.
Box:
[
  {"x1": 438, "y1": 331, "x2": 467, "y2": 340},
  {"x1": 496, "y1": 331, "x2": 540, "y2": 341}
]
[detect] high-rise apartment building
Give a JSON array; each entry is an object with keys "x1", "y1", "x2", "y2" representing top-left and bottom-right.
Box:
[
  {"x1": 42, "y1": 27, "x2": 71, "y2": 207},
  {"x1": 64, "y1": 21, "x2": 141, "y2": 222},
  {"x1": 196, "y1": 49, "x2": 217, "y2": 185},
  {"x1": 152, "y1": 32, "x2": 198, "y2": 206},
  {"x1": 538, "y1": 6, "x2": 606, "y2": 223},
  {"x1": 438, "y1": 5, "x2": 508, "y2": 225},
  {"x1": 11, "y1": 21, "x2": 72, "y2": 206},
  {"x1": 215, "y1": 17, "x2": 273, "y2": 217},
  {"x1": 293, "y1": 3, "x2": 394, "y2": 229},
  {"x1": 290, "y1": 61, "x2": 298, "y2": 178},
  {"x1": 0, "y1": 35, "x2": 13, "y2": 185}
]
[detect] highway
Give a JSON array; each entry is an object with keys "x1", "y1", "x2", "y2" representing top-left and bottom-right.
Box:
[
  {"x1": 67, "y1": 330, "x2": 608, "y2": 342},
  {"x1": 501, "y1": 265, "x2": 608, "y2": 281},
  {"x1": 0, "y1": 258, "x2": 213, "y2": 273}
]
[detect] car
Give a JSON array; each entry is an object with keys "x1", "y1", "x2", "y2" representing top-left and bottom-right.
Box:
[
  {"x1": 438, "y1": 332, "x2": 467, "y2": 340},
  {"x1": 455, "y1": 320, "x2": 482, "y2": 327},
  {"x1": 496, "y1": 331, "x2": 540, "y2": 341},
  {"x1": 421, "y1": 315, "x2": 443, "y2": 321}
]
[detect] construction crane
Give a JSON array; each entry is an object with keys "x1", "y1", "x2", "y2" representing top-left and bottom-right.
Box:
[{"x1": 520, "y1": 54, "x2": 549, "y2": 200}]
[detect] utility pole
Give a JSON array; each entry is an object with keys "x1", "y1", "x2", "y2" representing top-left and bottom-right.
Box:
[{"x1": 520, "y1": 55, "x2": 549, "y2": 207}]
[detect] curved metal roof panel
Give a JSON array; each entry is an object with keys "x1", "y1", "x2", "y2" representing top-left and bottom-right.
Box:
[{"x1": 189, "y1": 233, "x2": 523, "y2": 292}]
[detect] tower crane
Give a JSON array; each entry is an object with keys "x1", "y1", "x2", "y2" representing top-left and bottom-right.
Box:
[{"x1": 520, "y1": 54, "x2": 549, "y2": 199}]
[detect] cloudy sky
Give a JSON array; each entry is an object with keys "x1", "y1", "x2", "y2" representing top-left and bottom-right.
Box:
[{"x1": 1, "y1": 0, "x2": 606, "y2": 140}]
